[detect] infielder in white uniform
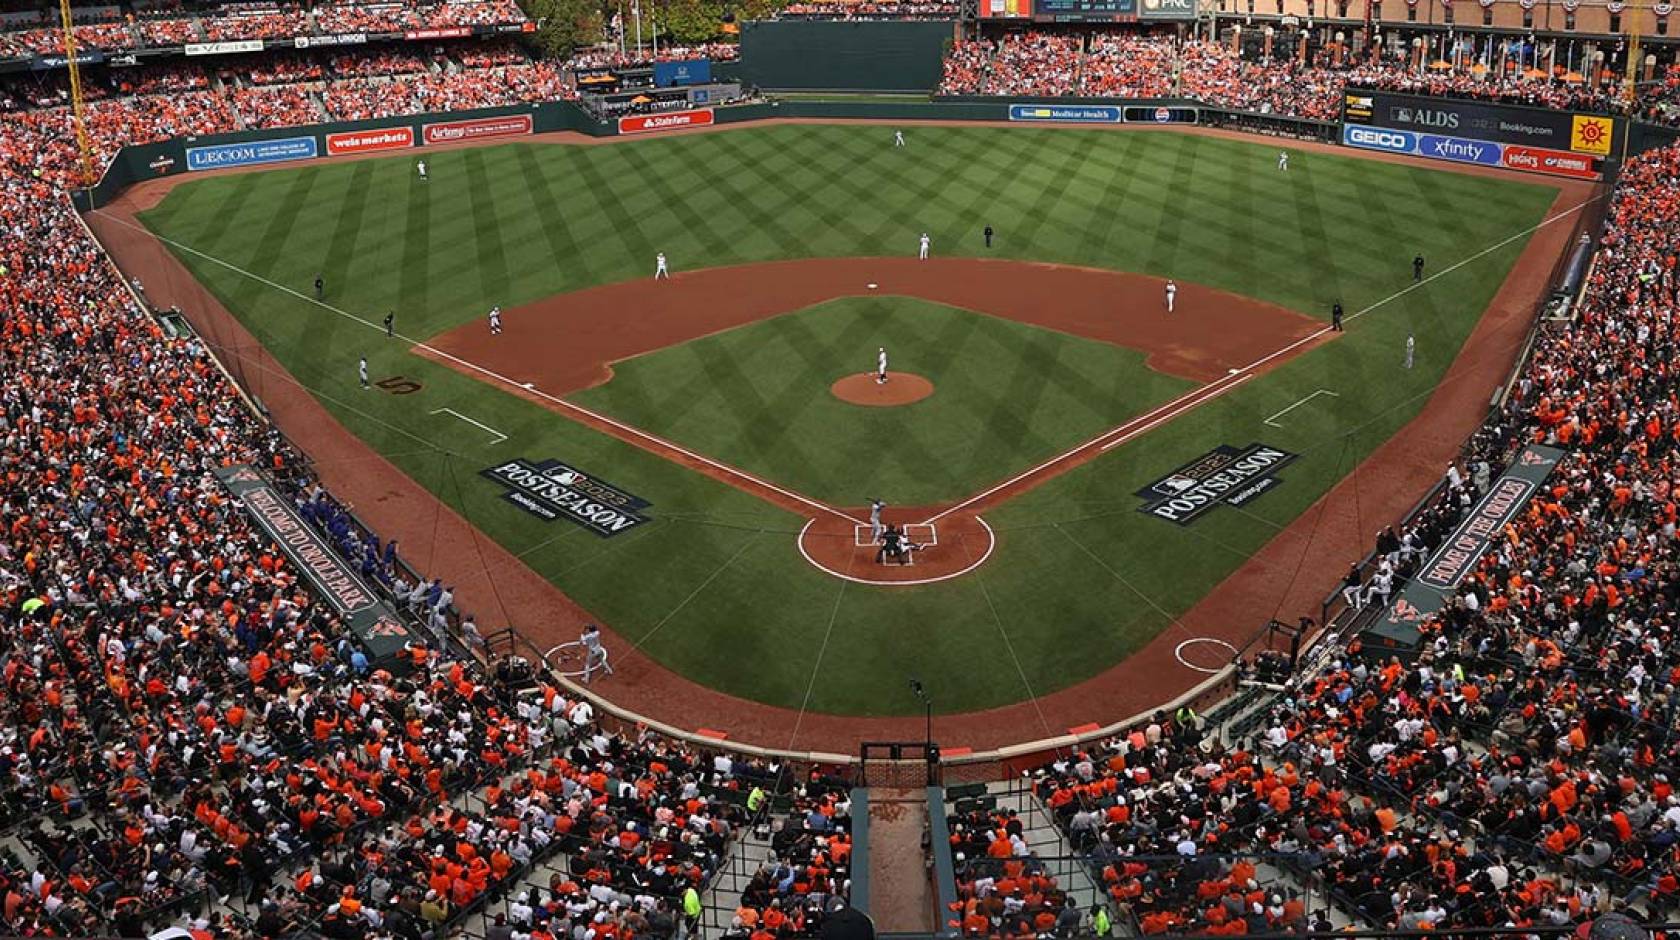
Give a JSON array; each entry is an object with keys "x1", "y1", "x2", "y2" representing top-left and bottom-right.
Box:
[
  {"x1": 655, "y1": 252, "x2": 670, "y2": 279},
  {"x1": 894, "y1": 130, "x2": 905, "y2": 148},
  {"x1": 1405, "y1": 333, "x2": 1415, "y2": 369},
  {"x1": 876, "y1": 346, "x2": 888, "y2": 384},
  {"x1": 917, "y1": 233, "x2": 930, "y2": 261},
  {"x1": 358, "y1": 356, "x2": 370, "y2": 390},
  {"x1": 1164, "y1": 280, "x2": 1177, "y2": 314},
  {"x1": 417, "y1": 160, "x2": 427, "y2": 180},
  {"x1": 488, "y1": 306, "x2": 502, "y2": 335},
  {"x1": 1277, "y1": 150, "x2": 1289, "y2": 171}
]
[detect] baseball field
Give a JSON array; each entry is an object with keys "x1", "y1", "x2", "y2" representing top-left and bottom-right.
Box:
[{"x1": 125, "y1": 122, "x2": 1568, "y2": 722}]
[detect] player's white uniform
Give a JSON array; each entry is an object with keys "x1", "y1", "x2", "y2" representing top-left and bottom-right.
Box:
[
  {"x1": 894, "y1": 131, "x2": 905, "y2": 147},
  {"x1": 1165, "y1": 281, "x2": 1177, "y2": 314},
  {"x1": 917, "y1": 234, "x2": 929, "y2": 261},
  {"x1": 417, "y1": 160, "x2": 427, "y2": 180},
  {"x1": 358, "y1": 357, "x2": 369, "y2": 389},
  {"x1": 869, "y1": 500, "x2": 884, "y2": 542},
  {"x1": 488, "y1": 306, "x2": 502, "y2": 335},
  {"x1": 655, "y1": 253, "x2": 669, "y2": 279},
  {"x1": 876, "y1": 347, "x2": 888, "y2": 384},
  {"x1": 1405, "y1": 334, "x2": 1415, "y2": 369},
  {"x1": 1278, "y1": 151, "x2": 1289, "y2": 171}
]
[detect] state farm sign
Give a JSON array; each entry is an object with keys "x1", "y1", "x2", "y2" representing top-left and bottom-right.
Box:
[
  {"x1": 617, "y1": 109, "x2": 715, "y2": 135},
  {"x1": 326, "y1": 126, "x2": 415, "y2": 156},
  {"x1": 1501, "y1": 145, "x2": 1598, "y2": 180},
  {"x1": 421, "y1": 114, "x2": 533, "y2": 145}
]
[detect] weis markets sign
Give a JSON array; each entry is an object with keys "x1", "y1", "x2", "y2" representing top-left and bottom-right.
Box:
[
  {"x1": 618, "y1": 108, "x2": 715, "y2": 134},
  {"x1": 326, "y1": 126, "x2": 415, "y2": 155},
  {"x1": 1136, "y1": 443, "x2": 1297, "y2": 526},
  {"x1": 422, "y1": 113, "x2": 532, "y2": 144},
  {"x1": 482, "y1": 458, "x2": 652, "y2": 537}
]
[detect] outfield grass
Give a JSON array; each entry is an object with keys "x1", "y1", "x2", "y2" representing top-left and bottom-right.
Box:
[
  {"x1": 571, "y1": 295, "x2": 1195, "y2": 506},
  {"x1": 138, "y1": 124, "x2": 1561, "y2": 716}
]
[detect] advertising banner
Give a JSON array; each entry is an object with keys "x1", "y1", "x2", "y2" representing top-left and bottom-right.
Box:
[
  {"x1": 1138, "y1": 0, "x2": 1198, "y2": 16},
  {"x1": 326, "y1": 126, "x2": 415, "y2": 155},
  {"x1": 214, "y1": 465, "x2": 419, "y2": 662},
  {"x1": 295, "y1": 32, "x2": 367, "y2": 48},
  {"x1": 652, "y1": 58, "x2": 711, "y2": 87},
  {"x1": 184, "y1": 39, "x2": 265, "y2": 56},
  {"x1": 186, "y1": 135, "x2": 317, "y2": 171},
  {"x1": 1343, "y1": 87, "x2": 1618, "y2": 156},
  {"x1": 1341, "y1": 122, "x2": 1602, "y2": 179},
  {"x1": 1501, "y1": 145, "x2": 1598, "y2": 179},
  {"x1": 1123, "y1": 105, "x2": 1197, "y2": 123},
  {"x1": 1371, "y1": 445, "x2": 1562, "y2": 649},
  {"x1": 421, "y1": 113, "x2": 532, "y2": 144},
  {"x1": 1008, "y1": 103, "x2": 1122, "y2": 123},
  {"x1": 404, "y1": 26, "x2": 471, "y2": 39},
  {"x1": 33, "y1": 50, "x2": 104, "y2": 69},
  {"x1": 617, "y1": 108, "x2": 716, "y2": 134}
]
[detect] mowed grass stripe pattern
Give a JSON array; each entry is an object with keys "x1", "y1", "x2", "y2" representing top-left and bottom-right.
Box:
[{"x1": 137, "y1": 126, "x2": 1562, "y2": 716}]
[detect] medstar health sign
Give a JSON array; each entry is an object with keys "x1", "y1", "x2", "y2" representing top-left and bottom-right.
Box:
[
  {"x1": 1136, "y1": 443, "x2": 1298, "y2": 525},
  {"x1": 482, "y1": 458, "x2": 652, "y2": 537}
]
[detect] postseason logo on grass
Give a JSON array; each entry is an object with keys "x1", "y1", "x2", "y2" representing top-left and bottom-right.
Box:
[
  {"x1": 482, "y1": 458, "x2": 652, "y2": 537},
  {"x1": 1136, "y1": 443, "x2": 1298, "y2": 526}
]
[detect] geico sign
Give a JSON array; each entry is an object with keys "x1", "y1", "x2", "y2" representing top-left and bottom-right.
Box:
[
  {"x1": 1344, "y1": 125, "x2": 1415, "y2": 153},
  {"x1": 618, "y1": 109, "x2": 716, "y2": 135}
]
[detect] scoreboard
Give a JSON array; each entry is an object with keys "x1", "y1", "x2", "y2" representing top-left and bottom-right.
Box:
[{"x1": 1032, "y1": 0, "x2": 1136, "y2": 19}]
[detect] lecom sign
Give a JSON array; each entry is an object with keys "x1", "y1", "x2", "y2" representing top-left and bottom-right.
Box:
[
  {"x1": 422, "y1": 114, "x2": 534, "y2": 145},
  {"x1": 618, "y1": 109, "x2": 715, "y2": 135},
  {"x1": 325, "y1": 127, "x2": 415, "y2": 156}
]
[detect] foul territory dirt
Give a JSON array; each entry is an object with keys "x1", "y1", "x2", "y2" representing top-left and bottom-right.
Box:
[{"x1": 86, "y1": 120, "x2": 1597, "y2": 757}]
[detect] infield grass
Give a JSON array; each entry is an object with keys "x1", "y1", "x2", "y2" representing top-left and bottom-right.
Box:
[{"x1": 136, "y1": 123, "x2": 1562, "y2": 716}]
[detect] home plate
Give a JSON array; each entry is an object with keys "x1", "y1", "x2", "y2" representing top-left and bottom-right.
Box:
[{"x1": 867, "y1": 283, "x2": 878, "y2": 290}]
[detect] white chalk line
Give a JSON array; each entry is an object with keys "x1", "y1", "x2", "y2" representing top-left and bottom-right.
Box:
[
  {"x1": 1174, "y1": 637, "x2": 1239, "y2": 674},
  {"x1": 921, "y1": 194, "x2": 1598, "y2": 526},
  {"x1": 93, "y1": 210, "x2": 866, "y2": 528},
  {"x1": 430, "y1": 406, "x2": 508, "y2": 444},
  {"x1": 798, "y1": 517, "x2": 994, "y2": 587},
  {"x1": 1263, "y1": 389, "x2": 1339, "y2": 428}
]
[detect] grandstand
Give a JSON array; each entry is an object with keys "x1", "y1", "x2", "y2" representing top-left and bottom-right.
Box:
[{"x1": 3, "y1": 1, "x2": 1680, "y2": 938}]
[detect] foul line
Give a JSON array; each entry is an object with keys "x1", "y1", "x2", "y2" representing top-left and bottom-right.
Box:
[
  {"x1": 1262, "y1": 389, "x2": 1339, "y2": 428},
  {"x1": 922, "y1": 193, "x2": 1599, "y2": 526},
  {"x1": 93, "y1": 210, "x2": 866, "y2": 528},
  {"x1": 430, "y1": 407, "x2": 508, "y2": 444},
  {"x1": 99, "y1": 192, "x2": 1596, "y2": 533}
]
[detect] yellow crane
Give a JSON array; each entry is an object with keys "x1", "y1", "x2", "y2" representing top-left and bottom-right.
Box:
[{"x1": 57, "y1": 0, "x2": 98, "y2": 187}]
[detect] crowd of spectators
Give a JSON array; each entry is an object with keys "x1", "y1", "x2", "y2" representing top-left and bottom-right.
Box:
[
  {"x1": 777, "y1": 0, "x2": 959, "y2": 18},
  {"x1": 936, "y1": 28, "x2": 1678, "y2": 126},
  {"x1": 1028, "y1": 138, "x2": 1680, "y2": 934},
  {"x1": 0, "y1": 19, "x2": 136, "y2": 56},
  {"x1": 566, "y1": 41, "x2": 740, "y2": 70},
  {"x1": 201, "y1": 4, "x2": 314, "y2": 41},
  {"x1": 947, "y1": 803, "x2": 1089, "y2": 936}
]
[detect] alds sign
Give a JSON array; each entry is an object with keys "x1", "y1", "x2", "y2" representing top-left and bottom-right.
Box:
[
  {"x1": 1136, "y1": 443, "x2": 1298, "y2": 526},
  {"x1": 482, "y1": 458, "x2": 652, "y2": 537}
]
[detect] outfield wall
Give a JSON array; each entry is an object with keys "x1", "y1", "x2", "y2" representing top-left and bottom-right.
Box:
[{"x1": 738, "y1": 19, "x2": 957, "y2": 92}]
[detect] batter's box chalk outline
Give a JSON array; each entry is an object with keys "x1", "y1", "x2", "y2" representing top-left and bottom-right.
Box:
[{"x1": 853, "y1": 523, "x2": 938, "y2": 548}]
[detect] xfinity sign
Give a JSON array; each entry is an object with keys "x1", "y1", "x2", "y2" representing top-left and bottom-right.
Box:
[
  {"x1": 1419, "y1": 134, "x2": 1504, "y2": 166},
  {"x1": 1343, "y1": 124, "x2": 1416, "y2": 154}
]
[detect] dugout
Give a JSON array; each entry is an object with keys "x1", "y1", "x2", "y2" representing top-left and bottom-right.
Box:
[{"x1": 739, "y1": 19, "x2": 957, "y2": 92}]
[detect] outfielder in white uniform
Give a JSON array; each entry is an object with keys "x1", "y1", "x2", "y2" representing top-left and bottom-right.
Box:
[
  {"x1": 1405, "y1": 333, "x2": 1415, "y2": 369},
  {"x1": 655, "y1": 252, "x2": 670, "y2": 279},
  {"x1": 894, "y1": 130, "x2": 905, "y2": 148},
  {"x1": 417, "y1": 160, "x2": 427, "y2": 180},
  {"x1": 1164, "y1": 280, "x2": 1177, "y2": 314},
  {"x1": 918, "y1": 233, "x2": 930, "y2": 261},
  {"x1": 488, "y1": 306, "x2": 502, "y2": 335},
  {"x1": 1278, "y1": 151, "x2": 1289, "y2": 171},
  {"x1": 358, "y1": 357, "x2": 370, "y2": 390},
  {"x1": 876, "y1": 346, "x2": 888, "y2": 384}
]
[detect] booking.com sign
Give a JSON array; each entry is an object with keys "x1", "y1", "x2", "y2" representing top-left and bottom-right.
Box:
[{"x1": 1342, "y1": 124, "x2": 1417, "y2": 154}]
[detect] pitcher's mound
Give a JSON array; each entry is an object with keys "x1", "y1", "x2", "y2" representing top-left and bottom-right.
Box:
[{"x1": 831, "y1": 372, "x2": 934, "y2": 407}]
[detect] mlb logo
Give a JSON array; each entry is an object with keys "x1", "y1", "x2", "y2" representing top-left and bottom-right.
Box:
[
  {"x1": 545, "y1": 465, "x2": 588, "y2": 486},
  {"x1": 1152, "y1": 474, "x2": 1198, "y2": 496}
]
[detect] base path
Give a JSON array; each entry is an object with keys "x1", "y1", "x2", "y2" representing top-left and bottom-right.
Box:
[
  {"x1": 86, "y1": 124, "x2": 1596, "y2": 758},
  {"x1": 832, "y1": 372, "x2": 934, "y2": 406}
]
